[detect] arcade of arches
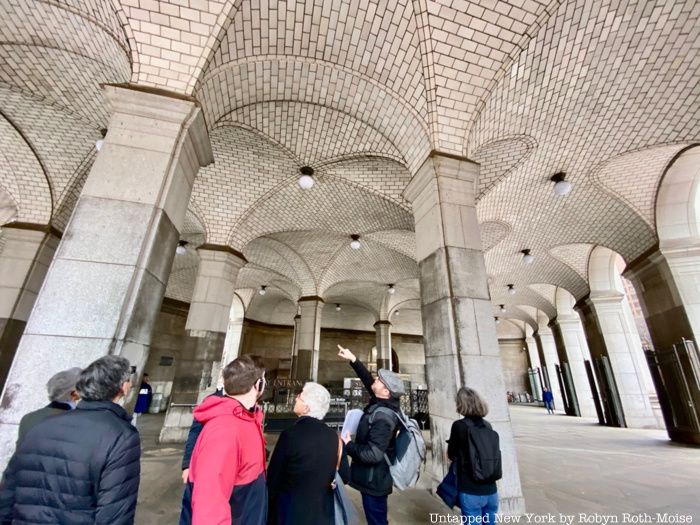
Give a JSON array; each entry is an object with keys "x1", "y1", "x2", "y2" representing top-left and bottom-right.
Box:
[{"x1": 0, "y1": 0, "x2": 699, "y2": 515}]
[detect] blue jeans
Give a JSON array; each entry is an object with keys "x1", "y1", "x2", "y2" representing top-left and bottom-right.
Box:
[
  {"x1": 178, "y1": 482, "x2": 192, "y2": 525},
  {"x1": 459, "y1": 492, "x2": 498, "y2": 524},
  {"x1": 361, "y1": 493, "x2": 388, "y2": 525}
]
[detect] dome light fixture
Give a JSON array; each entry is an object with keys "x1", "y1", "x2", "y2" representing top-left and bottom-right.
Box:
[
  {"x1": 176, "y1": 240, "x2": 188, "y2": 255},
  {"x1": 394, "y1": 310, "x2": 400, "y2": 317},
  {"x1": 550, "y1": 172, "x2": 572, "y2": 196},
  {"x1": 507, "y1": 284, "x2": 516, "y2": 295},
  {"x1": 387, "y1": 284, "x2": 396, "y2": 295},
  {"x1": 259, "y1": 285, "x2": 267, "y2": 296},
  {"x1": 350, "y1": 234, "x2": 361, "y2": 250},
  {"x1": 95, "y1": 128, "x2": 107, "y2": 152},
  {"x1": 335, "y1": 303, "x2": 342, "y2": 312},
  {"x1": 499, "y1": 304, "x2": 506, "y2": 313},
  {"x1": 495, "y1": 316, "x2": 501, "y2": 324},
  {"x1": 298, "y1": 166, "x2": 315, "y2": 189},
  {"x1": 521, "y1": 249, "x2": 534, "y2": 265}
]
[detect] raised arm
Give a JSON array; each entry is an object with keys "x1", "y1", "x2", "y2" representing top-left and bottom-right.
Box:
[{"x1": 337, "y1": 345, "x2": 374, "y2": 394}]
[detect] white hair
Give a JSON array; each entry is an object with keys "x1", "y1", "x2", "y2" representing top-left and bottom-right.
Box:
[{"x1": 302, "y1": 382, "x2": 331, "y2": 420}]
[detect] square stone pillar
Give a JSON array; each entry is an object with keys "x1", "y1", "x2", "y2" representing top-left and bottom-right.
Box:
[
  {"x1": 534, "y1": 327, "x2": 564, "y2": 412},
  {"x1": 624, "y1": 249, "x2": 700, "y2": 442},
  {"x1": 403, "y1": 151, "x2": 525, "y2": 515},
  {"x1": 289, "y1": 313, "x2": 301, "y2": 379},
  {"x1": 0, "y1": 85, "x2": 213, "y2": 466},
  {"x1": 374, "y1": 320, "x2": 393, "y2": 370},
  {"x1": 159, "y1": 246, "x2": 245, "y2": 443},
  {"x1": 0, "y1": 225, "x2": 59, "y2": 390},
  {"x1": 551, "y1": 316, "x2": 598, "y2": 418},
  {"x1": 293, "y1": 297, "x2": 324, "y2": 382},
  {"x1": 588, "y1": 292, "x2": 659, "y2": 428}
]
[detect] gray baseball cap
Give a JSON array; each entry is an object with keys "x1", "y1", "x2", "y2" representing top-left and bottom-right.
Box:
[{"x1": 378, "y1": 369, "x2": 405, "y2": 397}]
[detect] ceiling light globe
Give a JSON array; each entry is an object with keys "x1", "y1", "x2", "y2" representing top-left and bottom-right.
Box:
[
  {"x1": 298, "y1": 174, "x2": 314, "y2": 189},
  {"x1": 553, "y1": 180, "x2": 572, "y2": 196},
  {"x1": 523, "y1": 253, "x2": 534, "y2": 265},
  {"x1": 350, "y1": 240, "x2": 361, "y2": 250},
  {"x1": 500, "y1": 305, "x2": 506, "y2": 313},
  {"x1": 388, "y1": 286, "x2": 396, "y2": 295},
  {"x1": 508, "y1": 288, "x2": 516, "y2": 295},
  {"x1": 176, "y1": 244, "x2": 186, "y2": 255},
  {"x1": 259, "y1": 287, "x2": 267, "y2": 296},
  {"x1": 95, "y1": 139, "x2": 104, "y2": 152},
  {"x1": 335, "y1": 304, "x2": 341, "y2": 311}
]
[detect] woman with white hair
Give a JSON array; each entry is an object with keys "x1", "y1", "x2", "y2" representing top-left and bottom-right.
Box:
[{"x1": 267, "y1": 382, "x2": 349, "y2": 524}]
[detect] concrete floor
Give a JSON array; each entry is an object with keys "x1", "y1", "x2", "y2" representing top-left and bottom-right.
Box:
[{"x1": 135, "y1": 405, "x2": 700, "y2": 524}]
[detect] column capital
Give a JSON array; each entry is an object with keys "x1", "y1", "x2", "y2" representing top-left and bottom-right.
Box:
[
  {"x1": 403, "y1": 150, "x2": 479, "y2": 205},
  {"x1": 2, "y1": 222, "x2": 62, "y2": 239},
  {"x1": 589, "y1": 291, "x2": 625, "y2": 306},
  {"x1": 298, "y1": 296, "x2": 324, "y2": 303},
  {"x1": 196, "y1": 244, "x2": 247, "y2": 265}
]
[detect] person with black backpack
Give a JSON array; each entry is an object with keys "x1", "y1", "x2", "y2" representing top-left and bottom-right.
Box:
[
  {"x1": 337, "y1": 344, "x2": 404, "y2": 525},
  {"x1": 447, "y1": 387, "x2": 502, "y2": 524}
]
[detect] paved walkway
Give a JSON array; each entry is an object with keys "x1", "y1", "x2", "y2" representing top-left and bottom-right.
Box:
[{"x1": 135, "y1": 405, "x2": 700, "y2": 524}]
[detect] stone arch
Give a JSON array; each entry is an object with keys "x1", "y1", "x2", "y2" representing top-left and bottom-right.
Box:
[
  {"x1": 655, "y1": 145, "x2": 700, "y2": 247},
  {"x1": 588, "y1": 246, "x2": 625, "y2": 295}
]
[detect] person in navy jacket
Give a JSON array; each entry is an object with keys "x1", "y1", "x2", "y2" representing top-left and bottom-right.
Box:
[{"x1": 132, "y1": 373, "x2": 152, "y2": 427}]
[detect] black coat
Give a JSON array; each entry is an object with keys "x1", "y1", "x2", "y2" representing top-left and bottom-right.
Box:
[
  {"x1": 16, "y1": 401, "x2": 72, "y2": 445},
  {"x1": 447, "y1": 416, "x2": 498, "y2": 496},
  {"x1": 267, "y1": 416, "x2": 350, "y2": 525},
  {"x1": 0, "y1": 400, "x2": 141, "y2": 524},
  {"x1": 345, "y1": 360, "x2": 400, "y2": 497}
]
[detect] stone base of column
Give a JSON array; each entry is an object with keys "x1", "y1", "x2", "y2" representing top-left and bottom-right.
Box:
[
  {"x1": 293, "y1": 349, "x2": 313, "y2": 381},
  {"x1": 158, "y1": 331, "x2": 225, "y2": 443},
  {"x1": 0, "y1": 318, "x2": 26, "y2": 390}
]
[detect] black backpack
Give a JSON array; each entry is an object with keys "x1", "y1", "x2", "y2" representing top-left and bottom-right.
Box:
[{"x1": 461, "y1": 418, "x2": 502, "y2": 483}]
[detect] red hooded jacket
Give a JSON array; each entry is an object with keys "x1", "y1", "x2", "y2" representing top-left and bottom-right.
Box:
[{"x1": 189, "y1": 395, "x2": 267, "y2": 525}]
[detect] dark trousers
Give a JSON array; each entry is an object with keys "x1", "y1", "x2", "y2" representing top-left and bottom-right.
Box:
[
  {"x1": 361, "y1": 493, "x2": 388, "y2": 525},
  {"x1": 179, "y1": 482, "x2": 193, "y2": 525}
]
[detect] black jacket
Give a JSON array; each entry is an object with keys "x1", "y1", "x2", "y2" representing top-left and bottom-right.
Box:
[
  {"x1": 0, "y1": 400, "x2": 141, "y2": 524},
  {"x1": 16, "y1": 401, "x2": 72, "y2": 445},
  {"x1": 447, "y1": 416, "x2": 498, "y2": 496},
  {"x1": 345, "y1": 360, "x2": 400, "y2": 497},
  {"x1": 267, "y1": 416, "x2": 350, "y2": 525}
]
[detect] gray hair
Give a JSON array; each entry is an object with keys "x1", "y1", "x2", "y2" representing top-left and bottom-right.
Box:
[
  {"x1": 76, "y1": 355, "x2": 131, "y2": 402},
  {"x1": 301, "y1": 382, "x2": 331, "y2": 420},
  {"x1": 47, "y1": 367, "x2": 82, "y2": 403},
  {"x1": 455, "y1": 386, "x2": 489, "y2": 417}
]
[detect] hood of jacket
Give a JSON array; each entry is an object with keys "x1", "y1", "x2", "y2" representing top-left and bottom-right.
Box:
[{"x1": 193, "y1": 394, "x2": 261, "y2": 424}]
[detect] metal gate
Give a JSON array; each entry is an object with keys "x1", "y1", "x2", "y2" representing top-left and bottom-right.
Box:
[
  {"x1": 594, "y1": 356, "x2": 626, "y2": 427},
  {"x1": 645, "y1": 338, "x2": 700, "y2": 444},
  {"x1": 584, "y1": 359, "x2": 606, "y2": 425}
]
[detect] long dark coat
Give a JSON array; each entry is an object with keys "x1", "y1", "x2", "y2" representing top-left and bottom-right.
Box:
[{"x1": 267, "y1": 416, "x2": 350, "y2": 525}]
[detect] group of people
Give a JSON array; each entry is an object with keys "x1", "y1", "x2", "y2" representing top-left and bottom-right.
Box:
[{"x1": 0, "y1": 345, "x2": 502, "y2": 525}]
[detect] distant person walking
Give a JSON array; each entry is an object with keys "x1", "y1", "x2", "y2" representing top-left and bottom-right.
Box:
[
  {"x1": 0, "y1": 355, "x2": 141, "y2": 524},
  {"x1": 267, "y1": 382, "x2": 350, "y2": 525},
  {"x1": 542, "y1": 388, "x2": 555, "y2": 414},
  {"x1": 16, "y1": 366, "x2": 82, "y2": 445},
  {"x1": 447, "y1": 387, "x2": 501, "y2": 524},
  {"x1": 132, "y1": 372, "x2": 153, "y2": 427}
]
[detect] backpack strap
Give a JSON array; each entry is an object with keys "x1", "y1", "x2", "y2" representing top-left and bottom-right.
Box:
[{"x1": 367, "y1": 405, "x2": 403, "y2": 468}]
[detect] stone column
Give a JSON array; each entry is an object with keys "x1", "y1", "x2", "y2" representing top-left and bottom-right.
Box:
[
  {"x1": 588, "y1": 292, "x2": 658, "y2": 428},
  {"x1": 0, "y1": 85, "x2": 212, "y2": 466},
  {"x1": 403, "y1": 152, "x2": 524, "y2": 514},
  {"x1": 159, "y1": 246, "x2": 245, "y2": 442},
  {"x1": 293, "y1": 297, "x2": 323, "y2": 382},
  {"x1": 534, "y1": 327, "x2": 564, "y2": 412},
  {"x1": 289, "y1": 313, "x2": 301, "y2": 379},
  {"x1": 0, "y1": 225, "x2": 60, "y2": 390},
  {"x1": 524, "y1": 336, "x2": 542, "y2": 401},
  {"x1": 551, "y1": 316, "x2": 597, "y2": 418},
  {"x1": 374, "y1": 320, "x2": 392, "y2": 370}
]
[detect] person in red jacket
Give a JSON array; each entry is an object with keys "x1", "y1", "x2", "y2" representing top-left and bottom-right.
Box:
[{"x1": 188, "y1": 355, "x2": 267, "y2": 525}]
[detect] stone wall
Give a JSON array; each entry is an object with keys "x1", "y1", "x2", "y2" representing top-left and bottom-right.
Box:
[
  {"x1": 240, "y1": 319, "x2": 425, "y2": 386},
  {"x1": 499, "y1": 338, "x2": 529, "y2": 394}
]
